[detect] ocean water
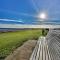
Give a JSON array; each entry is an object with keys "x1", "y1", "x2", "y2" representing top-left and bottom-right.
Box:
[{"x1": 0, "y1": 28, "x2": 29, "y2": 32}]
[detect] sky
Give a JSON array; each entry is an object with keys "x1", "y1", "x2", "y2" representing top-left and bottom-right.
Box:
[{"x1": 0, "y1": 0, "x2": 60, "y2": 24}]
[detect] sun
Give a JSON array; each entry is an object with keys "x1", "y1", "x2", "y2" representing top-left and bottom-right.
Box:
[
  {"x1": 40, "y1": 13, "x2": 46, "y2": 19},
  {"x1": 38, "y1": 12, "x2": 47, "y2": 20}
]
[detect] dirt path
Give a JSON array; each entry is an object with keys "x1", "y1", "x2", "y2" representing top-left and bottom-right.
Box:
[{"x1": 5, "y1": 40, "x2": 37, "y2": 60}]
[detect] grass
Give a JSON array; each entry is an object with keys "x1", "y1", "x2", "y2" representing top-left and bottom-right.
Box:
[{"x1": 0, "y1": 29, "x2": 42, "y2": 59}]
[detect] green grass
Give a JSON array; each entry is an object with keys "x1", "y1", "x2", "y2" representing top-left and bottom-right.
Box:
[{"x1": 0, "y1": 29, "x2": 42, "y2": 59}]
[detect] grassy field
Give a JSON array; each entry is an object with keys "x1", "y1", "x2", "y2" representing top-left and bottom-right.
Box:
[{"x1": 0, "y1": 29, "x2": 42, "y2": 59}]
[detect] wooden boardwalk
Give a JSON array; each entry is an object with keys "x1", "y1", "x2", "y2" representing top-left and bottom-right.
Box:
[{"x1": 30, "y1": 37, "x2": 53, "y2": 60}]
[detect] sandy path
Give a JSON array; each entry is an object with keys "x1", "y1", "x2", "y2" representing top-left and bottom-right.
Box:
[{"x1": 5, "y1": 40, "x2": 37, "y2": 60}]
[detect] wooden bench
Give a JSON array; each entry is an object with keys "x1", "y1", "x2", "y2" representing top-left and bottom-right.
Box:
[
  {"x1": 30, "y1": 29, "x2": 60, "y2": 60},
  {"x1": 30, "y1": 37, "x2": 52, "y2": 60}
]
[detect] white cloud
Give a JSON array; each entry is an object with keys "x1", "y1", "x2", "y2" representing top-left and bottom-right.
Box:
[
  {"x1": 0, "y1": 24, "x2": 60, "y2": 28},
  {"x1": 0, "y1": 18, "x2": 23, "y2": 23}
]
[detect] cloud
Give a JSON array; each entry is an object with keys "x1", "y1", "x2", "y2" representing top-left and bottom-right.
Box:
[
  {"x1": 0, "y1": 24, "x2": 60, "y2": 28},
  {"x1": 0, "y1": 18, "x2": 24, "y2": 23}
]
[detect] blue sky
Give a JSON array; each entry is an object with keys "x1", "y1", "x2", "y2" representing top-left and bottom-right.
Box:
[{"x1": 0, "y1": 0, "x2": 60, "y2": 24}]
